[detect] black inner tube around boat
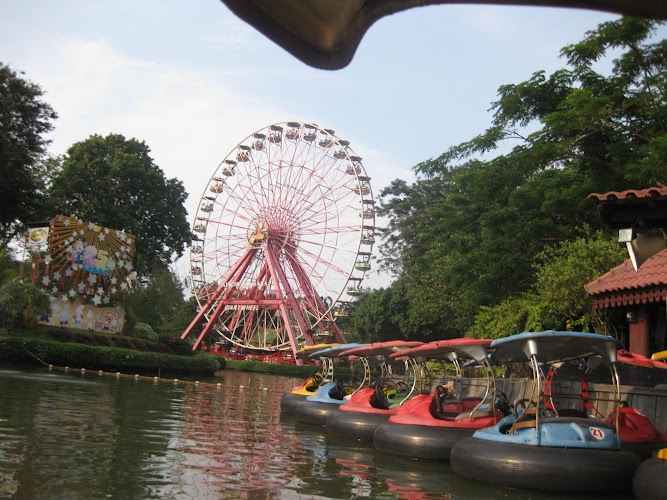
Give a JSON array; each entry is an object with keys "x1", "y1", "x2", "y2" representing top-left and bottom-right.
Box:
[
  {"x1": 633, "y1": 454, "x2": 667, "y2": 500},
  {"x1": 450, "y1": 435, "x2": 640, "y2": 494}
]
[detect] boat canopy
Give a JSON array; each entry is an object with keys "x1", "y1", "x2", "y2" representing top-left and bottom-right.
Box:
[
  {"x1": 309, "y1": 343, "x2": 369, "y2": 360},
  {"x1": 391, "y1": 338, "x2": 493, "y2": 363},
  {"x1": 618, "y1": 349, "x2": 667, "y2": 369},
  {"x1": 338, "y1": 340, "x2": 422, "y2": 358},
  {"x1": 295, "y1": 343, "x2": 340, "y2": 360},
  {"x1": 490, "y1": 331, "x2": 620, "y2": 366}
]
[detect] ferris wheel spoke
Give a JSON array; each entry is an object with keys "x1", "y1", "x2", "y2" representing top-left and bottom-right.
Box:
[
  {"x1": 295, "y1": 236, "x2": 361, "y2": 257},
  {"x1": 293, "y1": 188, "x2": 360, "y2": 227},
  {"x1": 283, "y1": 240, "x2": 352, "y2": 279}
]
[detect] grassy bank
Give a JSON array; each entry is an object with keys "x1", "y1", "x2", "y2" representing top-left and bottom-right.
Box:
[
  {"x1": 225, "y1": 359, "x2": 326, "y2": 378},
  {"x1": 0, "y1": 327, "x2": 358, "y2": 379},
  {"x1": 0, "y1": 327, "x2": 224, "y2": 376}
]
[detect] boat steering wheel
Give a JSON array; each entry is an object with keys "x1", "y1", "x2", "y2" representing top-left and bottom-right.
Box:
[
  {"x1": 375, "y1": 383, "x2": 390, "y2": 409},
  {"x1": 394, "y1": 380, "x2": 410, "y2": 396},
  {"x1": 335, "y1": 380, "x2": 346, "y2": 400},
  {"x1": 435, "y1": 385, "x2": 448, "y2": 413},
  {"x1": 495, "y1": 392, "x2": 512, "y2": 416}
]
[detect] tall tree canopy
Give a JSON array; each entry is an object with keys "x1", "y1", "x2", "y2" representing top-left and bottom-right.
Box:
[
  {"x1": 0, "y1": 63, "x2": 57, "y2": 245},
  {"x1": 48, "y1": 134, "x2": 191, "y2": 275},
  {"x1": 469, "y1": 230, "x2": 627, "y2": 339},
  {"x1": 351, "y1": 17, "x2": 666, "y2": 342}
]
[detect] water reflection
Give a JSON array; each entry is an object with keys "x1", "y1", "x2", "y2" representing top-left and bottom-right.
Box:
[{"x1": 0, "y1": 367, "x2": 633, "y2": 499}]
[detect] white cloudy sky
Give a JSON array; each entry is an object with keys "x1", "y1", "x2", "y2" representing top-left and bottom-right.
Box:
[{"x1": 0, "y1": 1, "x2": 630, "y2": 287}]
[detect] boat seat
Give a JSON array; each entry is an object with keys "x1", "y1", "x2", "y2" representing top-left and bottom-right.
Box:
[
  {"x1": 510, "y1": 405, "x2": 538, "y2": 433},
  {"x1": 434, "y1": 410, "x2": 459, "y2": 421},
  {"x1": 510, "y1": 419, "x2": 537, "y2": 433},
  {"x1": 455, "y1": 405, "x2": 494, "y2": 421}
]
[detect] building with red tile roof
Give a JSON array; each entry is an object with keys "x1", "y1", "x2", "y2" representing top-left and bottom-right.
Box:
[
  {"x1": 587, "y1": 187, "x2": 667, "y2": 357},
  {"x1": 585, "y1": 249, "x2": 667, "y2": 309},
  {"x1": 588, "y1": 186, "x2": 667, "y2": 231}
]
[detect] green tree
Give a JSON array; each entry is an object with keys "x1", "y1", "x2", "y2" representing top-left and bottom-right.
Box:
[
  {"x1": 419, "y1": 17, "x2": 666, "y2": 186},
  {"x1": 163, "y1": 295, "x2": 198, "y2": 337},
  {"x1": 123, "y1": 266, "x2": 194, "y2": 336},
  {"x1": 468, "y1": 230, "x2": 627, "y2": 338},
  {"x1": 0, "y1": 281, "x2": 50, "y2": 330},
  {"x1": 348, "y1": 277, "x2": 459, "y2": 342},
  {"x1": 349, "y1": 287, "x2": 397, "y2": 342},
  {"x1": 48, "y1": 134, "x2": 191, "y2": 275},
  {"x1": 0, "y1": 63, "x2": 57, "y2": 245},
  {"x1": 375, "y1": 17, "x2": 666, "y2": 339},
  {"x1": 0, "y1": 248, "x2": 20, "y2": 285}
]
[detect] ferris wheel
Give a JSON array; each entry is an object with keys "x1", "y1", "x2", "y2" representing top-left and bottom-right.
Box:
[{"x1": 182, "y1": 121, "x2": 375, "y2": 355}]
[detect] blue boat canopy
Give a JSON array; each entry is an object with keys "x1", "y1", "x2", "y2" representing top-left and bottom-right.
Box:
[
  {"x1": 295, "y1": 343, "x2": 340, "y2": 359},
  {"x1": 490, "y1": 330, "x2": 620, "y2": 365}
]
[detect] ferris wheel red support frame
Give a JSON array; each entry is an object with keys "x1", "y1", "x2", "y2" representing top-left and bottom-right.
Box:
[{"x1": 181, "y1": 242, "x2": 346, "y2": 357}]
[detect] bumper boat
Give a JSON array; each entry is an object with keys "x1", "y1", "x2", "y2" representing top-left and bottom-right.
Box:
[
  {"x1": 634, "y1": 447, "x2": 667, "y2": 500},
  {"x1": 607, "y1": 350, "x2": 667, "y2": 460},
  {"x1": 325, "y1": 340, "x2": 424, "y2": 440},
  {"x1": 373, "y1": 338, "x2": 511, "y2": 461},
  {"x1": 450, "y1": 331, "x2": 640, "y2": 494},
  {"x1": 651, "y1": 350, "x2": 667, "y2": 365},
  {"x1": 536, "y1": 347, "x2": 667, "y2": 461},
  {"x1": 280, "y1": 343, "x2": 339, "y2": 414},
  {"x1": 295, "y1": 343, "x2": 369, "y2": 425}
]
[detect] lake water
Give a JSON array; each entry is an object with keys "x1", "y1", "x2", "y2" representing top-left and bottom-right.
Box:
[{"x1": 0, "y1": 366, "x2": 634, "y2": 499}]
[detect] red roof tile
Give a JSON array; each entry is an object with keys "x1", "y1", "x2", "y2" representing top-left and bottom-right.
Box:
[
  {"x1": 585, "y1": 248, "x2": 667, "y2": 308},
  {"x1": 588, "y1": 187, "x2": 667, "y2": 201}
]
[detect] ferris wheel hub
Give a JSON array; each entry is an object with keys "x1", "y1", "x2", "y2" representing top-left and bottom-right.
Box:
[{"x1": 248, "y1": 220, "x2": 268, "y2": 246}]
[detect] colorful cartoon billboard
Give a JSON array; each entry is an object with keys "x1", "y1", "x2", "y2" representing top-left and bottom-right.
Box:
[{"x1": 37, "y1": 215, "x2": 135, "y2": 312}]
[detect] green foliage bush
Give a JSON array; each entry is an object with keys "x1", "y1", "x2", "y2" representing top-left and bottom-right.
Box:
[
  {"x1": 93, "y1": 335, "x2": 112, "y2": 347},
  {"x1": 49, "y1": 329, "x2": 72, "y2": 342},
  {"x1": 0, "y1": 337, "x2": 220, "y2": 375},
  {"x1": 225, "y1": 359, "x2": 321, "y2": 377},
  {"x1": 74, "y1": 333, "x2": 96, "y2": 346},
  {"x1": 468, "y1": 230, "x2": 627, "y2": 338},
  {"x1": 131, "y1": 322, "x2": 158, "y2": 342},
  {"x1": 158, "y1": 336, "x2": 194, "y2": 356},
  {"x1": 212, "y1": 356, "x2": 226, "y2": 371},
  {"x1": 0, "y1": 282, "x2": 50, "y2": 330}
]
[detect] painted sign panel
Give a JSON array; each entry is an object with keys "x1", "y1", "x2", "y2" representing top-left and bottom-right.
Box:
[
  {"x1": 38, "y1": 296, "x2": 125, "y2": 333},
  {"x1": 39, "y1": 215, "x2": 136, "y2": 308},
  {"x1": 27, "y1": 226, "x2": 50, "y2": 247}
]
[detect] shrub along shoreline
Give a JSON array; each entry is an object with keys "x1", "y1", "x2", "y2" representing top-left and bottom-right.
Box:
[
  {"x1": 0, "y1": 332, "x2": 224, "y2": 376},
  {"x1": 224, "y1": 359, "x2": 325, "y2": 378},
  {"x1": 0, "y1": 327, "x2": 357, "y2": 379}
]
